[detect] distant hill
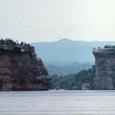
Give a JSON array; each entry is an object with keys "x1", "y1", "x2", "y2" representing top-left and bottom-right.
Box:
[
  {"x1": 31, "y1": 39, "x2": 115, "y2": 75},
  {"x1": 46, "y1": 62, "x2": 91, "y2": 76},
  {"x1": 32, "y1": 39, "x2": 115, "y2": 64}
]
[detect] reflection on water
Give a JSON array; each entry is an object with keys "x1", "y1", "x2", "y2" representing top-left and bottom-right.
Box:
[{"x1": 0, "y1": 90, "x2": 115, "y2": 115}]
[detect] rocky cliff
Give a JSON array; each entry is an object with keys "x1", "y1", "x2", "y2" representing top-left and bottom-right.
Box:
[
  {"x1": 93, "y1": 46, "x2": 115, "y2": 89},
  {"x1": 0, "y1": 39, "x2": 51, "y2": 91}
]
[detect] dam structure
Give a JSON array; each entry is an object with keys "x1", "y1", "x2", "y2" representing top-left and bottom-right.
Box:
[{"x1": 93, "y1": 46, "x2": 115, "y2": 89}]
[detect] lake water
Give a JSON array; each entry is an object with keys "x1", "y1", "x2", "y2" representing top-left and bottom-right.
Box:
[{"x1": 0, "y1": 90, "x2": 115, "y2": 115}]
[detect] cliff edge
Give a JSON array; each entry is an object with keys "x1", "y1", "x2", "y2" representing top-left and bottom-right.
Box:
[
  {"x1": 93, "y1": 46, "x2": 115, "y2": 89},
  {"x1": 0, "y1": 39, "x2": 51, "y2": 91}
]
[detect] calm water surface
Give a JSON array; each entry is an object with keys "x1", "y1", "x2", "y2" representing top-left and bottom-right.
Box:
[{"x1": 0, "y1": 90, "x2": 115, "y2": 115}]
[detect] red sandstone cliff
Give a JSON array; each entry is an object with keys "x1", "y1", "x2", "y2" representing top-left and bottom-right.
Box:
[{"x1": 0, "y1": 39, "x2": 51, "y2": 91}]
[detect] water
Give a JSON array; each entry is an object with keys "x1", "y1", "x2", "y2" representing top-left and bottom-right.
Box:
[{"x1": 0, "y1": 90, "x2": 115, "y2": 115}]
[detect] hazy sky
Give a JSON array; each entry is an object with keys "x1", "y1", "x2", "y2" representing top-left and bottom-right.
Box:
[{"x1": 0, "y1": 0, "x2": 115, "y2": 42}]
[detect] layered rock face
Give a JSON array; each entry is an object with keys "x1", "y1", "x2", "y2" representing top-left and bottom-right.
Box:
[
  {"x1": 93, "y1": 46, "x2": 115, "y2": 89},
  {"x1": 0, "y1": 39, "x2": 51, "y2": 91}
]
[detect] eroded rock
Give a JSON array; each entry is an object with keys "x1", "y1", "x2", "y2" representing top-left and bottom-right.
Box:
[
  {"x1": 93, "y1": 46, "x2": 115, "y2": 89},
  {"x1": 0, "y1": 39, "x2": 51, "y2": 91}
]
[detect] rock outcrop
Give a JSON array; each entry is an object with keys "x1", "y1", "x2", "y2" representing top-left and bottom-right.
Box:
[
  {"x1": 93, "y1": 46, "x2": 115, "y2": 89},
  {"x1": 0, "y1": 39, "x2": 51, "y2": 91},
  {"x1": 81, "y1": 83, "x2": 90, "y2": 90}
]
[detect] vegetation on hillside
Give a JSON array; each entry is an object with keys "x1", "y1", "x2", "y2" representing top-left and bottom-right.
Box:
[
  {"x1": 46, "y1": 63, "x2": 91, "y2": 76},
  {"x1": 51, "y1": 65, "x2": 95, "y2": 90},
  {"x1": 0, "y1": 38, "x2": 36, "y2": 57}
]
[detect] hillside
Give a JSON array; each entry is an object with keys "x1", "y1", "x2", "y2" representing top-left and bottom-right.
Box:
[
  {"x1": 32, "y1": 39, "x2": 115, "y2": 64},
  {"x1": 51, "y1": 66, "x2": 95, "y2": 90},
  {"x1": 32, "y1": 39, "x2": 115, "y2": 75},
  {"x1": 46, "y1": 62, "x2": 91, "y2": 76}
]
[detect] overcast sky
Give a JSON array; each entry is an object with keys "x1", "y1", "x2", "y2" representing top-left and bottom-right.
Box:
[{"x1": 0, "y1": 0, "x2": 115, "y2": 42}]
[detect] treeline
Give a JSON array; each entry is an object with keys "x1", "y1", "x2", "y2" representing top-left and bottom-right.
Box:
[
  {"x1": 51, "y1": 65, "x2": 95, "y2": 90},
  {"x1": 0, "y1": 38, "x2": 36, "y2": 57}
]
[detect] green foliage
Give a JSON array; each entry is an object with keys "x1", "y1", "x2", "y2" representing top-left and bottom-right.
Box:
[
  {"x1": 51, "y1": 65, "x2": 95, "y2": 90},
  {"x1": 0, "y1": 38, "x2": 36, "y2": 56}
]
